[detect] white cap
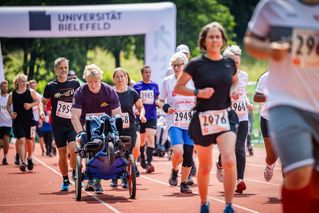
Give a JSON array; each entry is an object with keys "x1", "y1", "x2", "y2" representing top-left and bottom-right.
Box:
[{"x1": 176, "y1": 44, "x2": 190, "y2": 54}]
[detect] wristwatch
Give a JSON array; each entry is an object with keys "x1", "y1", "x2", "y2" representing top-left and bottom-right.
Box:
[{"x1": 194, "y1": 88, "x2": 199, "y2": 97}]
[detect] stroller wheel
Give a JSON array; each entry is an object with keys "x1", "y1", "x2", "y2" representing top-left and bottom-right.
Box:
[
  {"x1": 108, "y1": 142, "x2": 115, "y2": 165},
  {"x1": 127, "y1": 154, "x2": 136, "y2": 199}
]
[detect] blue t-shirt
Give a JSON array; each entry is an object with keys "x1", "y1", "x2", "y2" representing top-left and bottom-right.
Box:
[
  {"x1": 133, "y1": 81, "x2": 159, "y2": 120},
  {"x1": 72, "y1": 82, "x2": 120, "y2": 123}
]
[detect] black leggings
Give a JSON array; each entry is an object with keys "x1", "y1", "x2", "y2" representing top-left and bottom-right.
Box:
[
  {"x1": 218, "y1": 120, "x2": 248, "y2": 180},
  {"x1": 43, "y1": 131, "x2": 53, "y2": 155}
]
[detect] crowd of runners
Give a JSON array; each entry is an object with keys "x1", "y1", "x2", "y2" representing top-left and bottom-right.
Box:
[{"x1": 0, "y1": 0, "x2": 318, "y2": 212}]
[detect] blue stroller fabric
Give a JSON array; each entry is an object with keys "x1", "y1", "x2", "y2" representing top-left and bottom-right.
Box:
[{"x1": 84, "y1": 114, "x2": 127, "y2": 180}]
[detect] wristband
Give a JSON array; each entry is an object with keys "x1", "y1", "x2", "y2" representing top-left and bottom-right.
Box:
[
  {"x1": 162, "y1": 103, "x2": 171, "y2": 113},
  {"x1": 194, "y1": 88, "x2": 199, "y2": 97}
]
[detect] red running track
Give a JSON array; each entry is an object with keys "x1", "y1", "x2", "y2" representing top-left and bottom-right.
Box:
[{"x1": 0, "y1": 144, "x2": 282, "y2": 213}]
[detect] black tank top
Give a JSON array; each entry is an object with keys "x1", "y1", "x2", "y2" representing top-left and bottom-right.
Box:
[{"x1": 12, "y1": 89, "x2": 35, "y2": 122}]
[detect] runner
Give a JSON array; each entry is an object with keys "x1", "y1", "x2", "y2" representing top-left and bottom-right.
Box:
[
  {"x1": 0, "y1": 80, "x2": 12, "y2": 165},
  {"x1": 111, "y1": 68, "x2": 146, "y2": 188},
  {"x1": 165, "y1": 44, "x2": 191, "y2": 77},
  {"x1": 253, "y1": 71, "x2": 278, "y2": 182},
  {"x1": 43, "y1": 57, "x2": 80, "y2": 191},
  {"x1": 215, "y1": 45, "x2": 254, "y2": 194},
  {"x1": 133, "y1": 66, "x2": 159, "y2": 173},
  {"x1": 175, "y1": 22, "x2": 239, "y2": 213},
  {"x1": 7, "y1": 74, "x2": 39, "y2": 172},
  {"x1": 245, "y1": 0, "x2": 319, "y2": 212},
  {"x1": 28, "y1": 79, "x2": 45, "y2": 156},
  {"x1": 71, "y1": 63, "x2": 122, "y2": 194},
  {"x1": 159, "y1": 52, "x2": 196, "y2": 193}
]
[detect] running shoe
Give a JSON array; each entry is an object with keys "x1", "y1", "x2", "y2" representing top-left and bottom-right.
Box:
[
  {"x1": 235, "y1": 179, "x2": 246, "y2": 194},
  {"x1": 264, "y1": 164, "x2": 275, "y2": 182},
  {"x1": 169, "y1": 169, "x2": 178, "y2": 186},
  {"x1": 110, "y1": 178, "x2": 118, "y2": 188},
  {"x1": 85, "y1": 179, "x2": 95, "y2": 191},
  {"x1": 121, "y1": 177, "x2": 128, "y2": 189},
  {"x1": 200, "y1": 201, "x2": 210, "y2": 213},
  {"x1": 15, "y1": 153, "x2": 20, "y2": 165},
  {"x1": 61, "y1": 179, "x2": 70, "y2": 191},
  {"x1": 224, "y1": 204, "x2": 234, "y2": 213},
  {"x1": 140, "y1": 156, "x2": 147, "y2": 169},
  {"x1": 19, "y1": 162, "x2": 27, "y2": 172},
  {"x1": 216, "y1": 161, "x2": 224, "y2": 183},
  {"x1": 180, "y1": 182, "x2": 192, "y2": 193},
  {"x1": 145, "y1": 163, "x2": 155, "y2": 173},
  {"x1": 27, "y1": 158, "x2": 33, "y2": 171},
  {"x1": 248, "y1": 147, "x2": 254, "y2": 156},
  {"x1": 187, "y1": 174, "x2": 194, "y2": 185},
  {"x1": 2, "y1": 158, "x2": 8, "y2": 165},
  {"x1": 94, "y1": 182, "x2": 103, "y2": 194}
]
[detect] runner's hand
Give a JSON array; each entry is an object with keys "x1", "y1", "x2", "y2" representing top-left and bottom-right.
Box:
[
  {"x1": 197, "y1": 88, "x2": 214, "y2": 99},
  {"x1": 270, "y1": 41, "x2": 290, "y2": 61},
  {"x1": 140, "y1": 115, "x2": 147, "y2": 123},
  {"x1": 247, "y1": 103, "x2": 254, "y2": 111},
  {"x1": 167, "y1": 107, "x2": 176, "y2": 114}
]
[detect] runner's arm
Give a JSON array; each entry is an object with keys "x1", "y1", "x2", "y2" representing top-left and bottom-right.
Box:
[
  {"x1": 71, "y1": 107, "x2": 84, "y2": 133},
  {"x1": 253, "y1": 92, "x2": 266, "y2": 103},
  {"x1": 135, "y1": 99, "x2": 146, "y2": 123},
  {"x1": 111, "y1": 106, "x2": 122, "y2": 117}
]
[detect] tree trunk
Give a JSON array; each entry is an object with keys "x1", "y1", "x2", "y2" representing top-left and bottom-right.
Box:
[
  {"x1": 113, "y1": 49, "x2": 121, "y2": 68},
  {"x1": 28, "y1": 51, "x2": 36, "y2": 80}
]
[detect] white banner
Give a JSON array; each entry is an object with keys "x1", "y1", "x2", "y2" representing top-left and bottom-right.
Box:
[
  {"x1": 0, "y1": 2, "x2": 176, "y2": 85},
  {"x1": 0, "y1": 42, "x2": 3, "y2": 82}
]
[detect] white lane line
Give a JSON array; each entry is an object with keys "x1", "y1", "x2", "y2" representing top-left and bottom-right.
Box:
[
  {"x1": 34, "y1": 156, "x2": 122, "y2": 213},
  {"x1": 140, "y1": 175, "x2": 259, "y2": 213}
]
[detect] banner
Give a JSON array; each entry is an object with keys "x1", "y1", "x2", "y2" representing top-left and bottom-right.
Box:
[{"x1": 0, "y1": 2, "x2": 176, "y2": 85}]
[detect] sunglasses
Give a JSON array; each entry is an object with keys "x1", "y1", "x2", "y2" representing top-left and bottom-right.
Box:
[{"x1": 171, "y1": 63, "x2": 184, "y2": 68}]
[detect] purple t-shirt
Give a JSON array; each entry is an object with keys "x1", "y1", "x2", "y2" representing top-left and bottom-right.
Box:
[
  {"x1": 133, "y1": 81, "x2": 159, "y2": 120},
  {"x1": 72, "y1": 82, "x2": 120, "y2": 123}
]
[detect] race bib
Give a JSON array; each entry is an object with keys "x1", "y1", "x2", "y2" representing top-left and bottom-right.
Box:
[
  {"x1": 291, "y1": 28, "x2": 319, "y2": 68},
  {"x1": 199, "y1": 109, "x2": 230, "y2": 136},
  {"x1": 173, "y1": 110, "x2": 193, "y2": 128},
  {"x1": 232, "y1": 100, "x2": 246, "y2": 116},
  {"x1": 122, "y1": 112, "x2": 130, "y2": 129},
  {"x1": 56, "y1": 101, "x2": 72, "y2": 119},
  {"x1": 140, "y1": 90, "x2": 154, "y2": 104},
  {"x1": 30, "y1": 126, "x2": 36, "y2": 139}
]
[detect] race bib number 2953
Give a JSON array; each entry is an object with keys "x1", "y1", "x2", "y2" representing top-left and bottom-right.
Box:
[{"x1": 56, "y1": 101, "x2": 72, "y2": 119}]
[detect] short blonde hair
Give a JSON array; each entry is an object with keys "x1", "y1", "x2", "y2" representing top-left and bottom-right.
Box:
[
  {"x1": 54, "y1": 57, "x2": 69, "y2": 71},
  {"x1": 83, "y1": 64, "x2": 103, "y2": 80},
  {"x1": 170, "y1": 52, "x2": 188, "y2": 66},
  {"x1": 13, "y1": 74, "x2": 27, "y2": 90},
  {"x1": 223, "y1": 45, "x2": 242, "y2": 57}
]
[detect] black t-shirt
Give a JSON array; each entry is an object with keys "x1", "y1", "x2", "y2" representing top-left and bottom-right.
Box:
[
  {"x1": 117, "y1": 87, "x2": 140, "y2": 129},
  {"x1": 185, "y1": 55, "x2": 236, "y2": 112},
  {"x1": 12, "y1": 89, "x2": 34, "y2": 122},
  {"x1": 43, "y1": 79, "x2": 80, "y2": 126}
]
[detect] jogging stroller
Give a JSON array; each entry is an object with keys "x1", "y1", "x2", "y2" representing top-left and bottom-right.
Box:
[{"x1": 74, "y1": 114, "x2": 136, "y2": 201}]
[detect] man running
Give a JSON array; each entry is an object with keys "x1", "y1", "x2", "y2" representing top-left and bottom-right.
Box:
[
  {"x1": 133, "y1": 66, "x2": 159, "y2": 173},
  {"x1": 43, "y1": 57, "x2": 80, "y2": 191},
  {"x1": 71, "y1": 64, "x2": 121, "y2": 194},
  {"x1": 0, "y1": 80, "x2": 12, "y2": 165},
  {"x1": 245, "y1": 0, "x2": 319, "y2": 212}
]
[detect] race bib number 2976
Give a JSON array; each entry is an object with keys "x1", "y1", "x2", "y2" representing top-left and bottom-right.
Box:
[{"x1": 199, "y1": 109, "x2": 230, "y2": 136}]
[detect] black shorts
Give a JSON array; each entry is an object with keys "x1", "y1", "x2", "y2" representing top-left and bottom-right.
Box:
[
  {"x1": 140, "y1": 119, "x2": 157, "y2": 133},
  {"x1": 260, "y1": 116, "x2": 270, "y2": 138},
  {"x1": 13, "y1": 120, "x2": 36, "y2": 139},
  {"x1": 52, "y1": 125, "x2": 77, "y2": 148},
  {"x1": 188, "y1": 109, "x2": 239, "y2": 147},
  {"x1": 122, "y1": 126, "x2": 137, "y2": 153},
  {"x1": 0, "y1": 127, "x2": 11, "y2": 139}
]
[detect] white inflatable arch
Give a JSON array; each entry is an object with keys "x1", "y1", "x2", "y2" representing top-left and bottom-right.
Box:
[{"x1": 0, "y1": 2, "x2": 176, "y2": 83}]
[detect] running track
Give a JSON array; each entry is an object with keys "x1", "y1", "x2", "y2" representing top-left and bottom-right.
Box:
[{"x1": 0, "y1": 144, "x2": 282, "y2": 213}]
